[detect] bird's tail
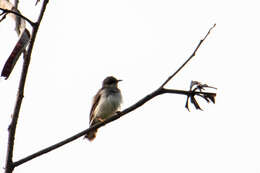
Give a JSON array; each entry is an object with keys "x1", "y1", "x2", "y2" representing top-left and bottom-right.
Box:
[{"x1": 85, "y1": 129, "x2": 98, "y2": 141}]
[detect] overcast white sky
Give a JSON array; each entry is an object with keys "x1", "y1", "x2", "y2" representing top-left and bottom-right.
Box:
[{"x1": 0, "y1": 0, "x2": 260, "y2": 173}]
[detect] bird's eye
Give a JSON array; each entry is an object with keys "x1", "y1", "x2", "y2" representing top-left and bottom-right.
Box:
[{"x1": 108, "y1": 79, "x2": 116, "y2": 84}]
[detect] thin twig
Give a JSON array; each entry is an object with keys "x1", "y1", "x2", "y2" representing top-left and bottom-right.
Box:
[
  {"x1": 13, "y1": 24, "x2": 216, "y2": 167},
  {"x1": 159, "y1": 24, "x2": 216, "y2": 88},
  {"x1": 0, "y1": 7, "x2": 36, "y2": 27},
  {"x1": 4, "y1": 1, "x2": 49, "y2": 173}
]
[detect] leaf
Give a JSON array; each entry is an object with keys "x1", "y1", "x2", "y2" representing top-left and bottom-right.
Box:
[
  {"x1": 1, "y1": 29, "x2": 30, "y2": 79},
  {"x1": 185, "y1": 80, "x2": 216, "y2": 111}
]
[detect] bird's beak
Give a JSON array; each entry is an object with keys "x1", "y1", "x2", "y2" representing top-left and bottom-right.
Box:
[{"x1": 117, "y1": 79, "x2": 122, "y2": 82}]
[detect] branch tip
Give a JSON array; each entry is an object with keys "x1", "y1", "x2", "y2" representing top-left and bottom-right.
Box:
[{"x1": 160, "y1": 24, "x2": 216, "y2": 88}]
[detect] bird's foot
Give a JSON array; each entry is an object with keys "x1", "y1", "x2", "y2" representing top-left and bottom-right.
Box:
[{"x1": 97, "y1": 117, "x2": 105, "y2": 123}]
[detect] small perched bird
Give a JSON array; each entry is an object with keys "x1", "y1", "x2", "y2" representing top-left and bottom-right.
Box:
[{"x1": 85, "y1": 76, "x2": 122, "y2": 141}]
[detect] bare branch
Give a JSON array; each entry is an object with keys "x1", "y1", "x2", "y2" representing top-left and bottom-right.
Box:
[
  {"x1": 13, "y1": 24, "x2": 216, "y2": 167},
  {"x1": 4, "y1": 1, "x2": 49, "y2": 173},
  {"x1": 14, "y1": 88, "x2": 216, "y2": 167},
  {"x1": 159, "y1": 24, "x2": 216, "y2": 88}
]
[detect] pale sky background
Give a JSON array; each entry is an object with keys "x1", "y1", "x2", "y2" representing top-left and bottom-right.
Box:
[{"x1": 0, "y1": 0, "x2": 260, "y2": 173}]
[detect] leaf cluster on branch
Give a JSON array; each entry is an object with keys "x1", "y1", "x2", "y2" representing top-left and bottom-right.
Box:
[{"x1": 185, "y1": 80, "x2": 217, "y2": 111}]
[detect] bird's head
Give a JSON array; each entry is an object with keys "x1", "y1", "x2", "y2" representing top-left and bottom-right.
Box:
[{"x1": 102, "y1": 76, "x2": 122, "y2": 88}]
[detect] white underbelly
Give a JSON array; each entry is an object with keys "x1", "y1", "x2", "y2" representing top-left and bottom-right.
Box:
[{"x1": 94, "y1": 94, "x2": 122, "y2": 119}]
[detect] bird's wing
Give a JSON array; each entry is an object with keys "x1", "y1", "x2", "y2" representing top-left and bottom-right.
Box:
[{"x1": 89, "y1": 89, "x2": 102, "y2": 125}]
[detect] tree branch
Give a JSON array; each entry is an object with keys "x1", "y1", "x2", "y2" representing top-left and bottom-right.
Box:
[
  {"x1": 13, "y1": 24, "x2": 216, "y2": 167},
  {"x1": 13, "y1": 88, "x2": 215, "y2": 167},
  {"x1": 4, "y1": 1, "x2": 49, "y2": 173},
  {"x1": 160, "y1": 88, "x2": 216, "y2": 97},
  {"x1": 159, "y1": 23, "x2": 216, "y2": 88},
  {"x1": 0, "y1": 7, "x2": 36, "y2": 27}
]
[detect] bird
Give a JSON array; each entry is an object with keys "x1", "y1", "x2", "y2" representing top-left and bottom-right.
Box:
[{"x1": 85, "y1": 76, "x2": 122, "y2": 141}]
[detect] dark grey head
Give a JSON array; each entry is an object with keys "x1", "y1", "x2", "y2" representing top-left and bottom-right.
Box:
[{"x1": 102, "y1": 76, "x2": 122, "y2": 87}]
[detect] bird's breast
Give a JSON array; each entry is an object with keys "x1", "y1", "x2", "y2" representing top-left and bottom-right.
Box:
[{"x1": 94, "y1": 92, "x2": 122, "y2": 119}]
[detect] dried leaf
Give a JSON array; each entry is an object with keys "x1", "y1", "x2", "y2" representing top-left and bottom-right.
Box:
[
  {"x1": 191, "y1": 96, "x2": 203, "y2": 111},
  {"x1": 185, "y1": 97, "x2": 190, "y2": 111},
  {"x1": 0, "y1": 12, "x2": 7, "y2": 22},
  {"x1": 1, "y1": 29, "x2": 30, "y2": 79},
  {"x1": 207, "y1": 94, "x2": 215, "y2": 104},
  {"x1": 185, "y1": 80, "x2": 216, "y2": 111}
]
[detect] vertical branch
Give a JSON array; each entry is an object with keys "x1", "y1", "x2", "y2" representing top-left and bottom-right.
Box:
[
  {"x1": 4, "y1": 0, "x2": 22, "y2": 171},
  {"x1": 4, "y1": 1, "x2": 49, "y2": 173},
  {"x1": 4, "y1": 0, "x2": 21, "y2": 171}
]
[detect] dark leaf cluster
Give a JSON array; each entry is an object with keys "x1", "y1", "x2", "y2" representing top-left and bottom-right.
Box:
[{"x1": 185, "y1": 81, "x2": 217, "y2": 111}]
